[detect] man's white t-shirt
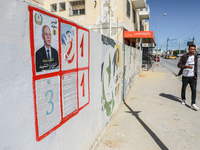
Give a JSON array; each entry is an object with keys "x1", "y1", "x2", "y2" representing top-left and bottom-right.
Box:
[{"x1": 182, "y1": 55, "x2": 194, "y2": 77}]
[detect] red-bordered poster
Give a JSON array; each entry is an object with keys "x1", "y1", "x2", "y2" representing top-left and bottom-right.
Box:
[{"x1": 29, "y1": 6, "x2": 90, "y2": 141}]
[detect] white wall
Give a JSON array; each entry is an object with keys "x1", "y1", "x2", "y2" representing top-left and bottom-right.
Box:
[
  {"x1": 0, "y1": 1, "x2": 142, "y2": 150},
  {"x1": 0, "y1": 0, "x2": 35, "y2": 149}
]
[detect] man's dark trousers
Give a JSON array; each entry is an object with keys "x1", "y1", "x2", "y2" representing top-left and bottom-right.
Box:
[{"x1": 182, "y1": 76, "x2": 197, "y2": 104}]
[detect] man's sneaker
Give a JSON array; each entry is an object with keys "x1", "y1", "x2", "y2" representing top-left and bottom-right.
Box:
[
  {"x1": 191, "y1": 104, "x2": 199, "y2": 110},
  {"x1": 181, "y1": 100, "x2": 185, "y2": 105}
]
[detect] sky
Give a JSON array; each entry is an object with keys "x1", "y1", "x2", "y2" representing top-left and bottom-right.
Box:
[{"x1": 146, "y1": 0, "x2": 200, "y2": 51}]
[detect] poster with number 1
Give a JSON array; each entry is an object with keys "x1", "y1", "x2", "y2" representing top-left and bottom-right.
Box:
[{"x1": 78, "y1": 29, "x2": 88, "y2": 68}]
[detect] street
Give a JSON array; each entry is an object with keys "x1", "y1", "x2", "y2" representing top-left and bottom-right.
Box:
[
  {"x1": 95, "y1": 63, "x2": 200, "y2": 150},
  {"x1": 160, "y1": 57, "x2": 179, "y2": 75},
  {"x1": 160, "y1": 57, "x2": 200, "y2": 93}
]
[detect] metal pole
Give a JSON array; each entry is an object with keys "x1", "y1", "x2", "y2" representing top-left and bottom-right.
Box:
[
  {"x1": 179, "y1": 39, "x2": 181, "y2": 59},
  {"x1": 160, "y1": 39, "x2": 162, "y2": 56},
  {"x1": 157, "y1": 13, "x2": 167, "y2": 61},
  {"x1": 140, "y1": 38, "x2": 142, "y2": 51},
  {"x1": 166, "y1": 37, "x2": 169, "y2": 52},
  {"x1": 193, "y1": 36, "x2": 195, "y2": 44},
  {"x1": 156, "y1": 17, "x2": 159, "y2": 62},
  {"x1": 117, "y1": 18, "x2": 119, "y2": 40},
  {"x1": 100, "y1": 0, "x2": 102, "y2": 34},
  {"x1": 109, "y1": 0, "x2": 111, "y2": 37},
  {"x1": 160, "y1": 39, "x2": 162, "y2": 50},
  {"x1": 166, "y1": 38, "x2": 168, "y2": 51}
]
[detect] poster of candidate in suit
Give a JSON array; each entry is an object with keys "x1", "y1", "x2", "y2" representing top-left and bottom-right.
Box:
[{"x1": 33, "y1": 11, "x2": 59, "y2": 74}]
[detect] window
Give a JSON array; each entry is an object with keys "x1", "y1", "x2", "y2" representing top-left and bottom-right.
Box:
[
  {"x1": 59, "y1": 2, "x2": 66, "y2": 11},
  {"x1": 132, "y1": 8, "x2": 136, "y2": 23},
  {"x1": 127, "y1": 0, "x2": 130, "y2": 17},
  {"x1": 51, "y1": 3, "x2": 57, "y2": 12},
  {"x1": 69, "y1": 1, "x2": 85, "y2": 16}
]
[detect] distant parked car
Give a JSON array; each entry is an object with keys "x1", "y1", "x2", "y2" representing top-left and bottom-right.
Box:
[
  {"x1": 168, "y1": 55, "x2": 177, "y2": 59},
  {"x1": 154, "y1": 56, "x2": 160, "y2": 62}
]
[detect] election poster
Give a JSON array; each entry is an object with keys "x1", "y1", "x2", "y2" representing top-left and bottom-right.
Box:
[
  {"x1": 61, "y1": 23, "x2": 77, "y2": 71},
  {"x1": 33, "y1": 11, "x2": 59, "y2": 74}
]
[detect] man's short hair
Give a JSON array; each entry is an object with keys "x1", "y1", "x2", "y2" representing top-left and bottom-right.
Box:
[
  {"x1": 42, "y1": 25, "x2": 49, "y2": 35},
  {"x1": 189, "y1": 44, "x2": 196, "y2": 49}
]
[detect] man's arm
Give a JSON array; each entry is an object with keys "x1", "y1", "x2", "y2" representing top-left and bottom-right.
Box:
[
  {"x1": 196, "y1": 55, "x2": 198, "y2": 80},
  {"x1": 197, "y1": 56, "x2": 198, "y2": 79},
  {"x1": 177, "y1": 56, "x2": 185, "y2": 69}
]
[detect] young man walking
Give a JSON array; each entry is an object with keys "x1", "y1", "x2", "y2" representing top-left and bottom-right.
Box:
[{"x1": 177, "y1": 44, "x2": 199, "y2": 110}]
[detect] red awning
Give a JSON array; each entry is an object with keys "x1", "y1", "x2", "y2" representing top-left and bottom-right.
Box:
[{"x1": 124, "y1": 31, "x2": 155, "y2": 43}]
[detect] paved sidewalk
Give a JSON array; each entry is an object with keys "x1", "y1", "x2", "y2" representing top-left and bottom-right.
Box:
[{"x1": 95, "y1": 63, "x2": 200, "y2": 150}]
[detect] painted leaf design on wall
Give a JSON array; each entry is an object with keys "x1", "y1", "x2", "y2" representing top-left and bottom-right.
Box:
[
  {"x1": 102, "y1": 75, "x2": 115, "y2": 117},
  {"x1": 106, "y1": 54, "x2": 111, "y2": 87}
]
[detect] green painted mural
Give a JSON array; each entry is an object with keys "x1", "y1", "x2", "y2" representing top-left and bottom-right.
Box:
[{"x1": 101, "y1": 35, "x2": 122, "y2": 117}]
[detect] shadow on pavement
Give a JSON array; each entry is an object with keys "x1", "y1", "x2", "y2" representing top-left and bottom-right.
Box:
[
  {"x1": 124, "y1": 101, "x2": 169, "y2": 150},
  {"x1": 159, "y1": 93, "x2": 191, "y2": 108}
]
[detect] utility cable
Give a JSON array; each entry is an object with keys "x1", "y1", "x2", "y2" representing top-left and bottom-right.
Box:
[{"x1": 176, "y1": 22, "x2": 200, "y2": 39}]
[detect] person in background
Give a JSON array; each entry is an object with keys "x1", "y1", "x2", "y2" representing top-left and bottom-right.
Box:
[{"x1": 177, "y1": 44, "x2": 199, "y2": 110}]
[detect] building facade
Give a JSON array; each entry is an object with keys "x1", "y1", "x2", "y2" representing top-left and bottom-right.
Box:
[
  {"x1": 26, "y1": 0, "x2": 44, "y2": 7},
  {"x1": 28, "y1": 0, "x2": 150, "y2": 48}
]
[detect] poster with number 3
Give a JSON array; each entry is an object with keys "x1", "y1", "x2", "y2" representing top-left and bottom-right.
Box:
[{"x1": 36, "y1": 76, "x2": 61, "y2": 137}]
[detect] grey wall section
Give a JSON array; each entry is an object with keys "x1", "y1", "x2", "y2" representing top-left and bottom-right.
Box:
[
  {"x1": 124, "y1": 46, "x2": 142, "y2": 99},
  {"x1": 0, "y1": 0, "x2": 142, "y2": 150}
]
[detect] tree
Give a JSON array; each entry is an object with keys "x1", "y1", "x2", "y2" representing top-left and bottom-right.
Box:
[{"x1": 173, "y1": 50, "x2": 186, "y2": 56}]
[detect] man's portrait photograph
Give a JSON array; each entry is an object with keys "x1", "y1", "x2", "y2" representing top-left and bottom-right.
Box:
[{"x1": 33, "y1": 12, "x2": 59, "y2": 74}]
